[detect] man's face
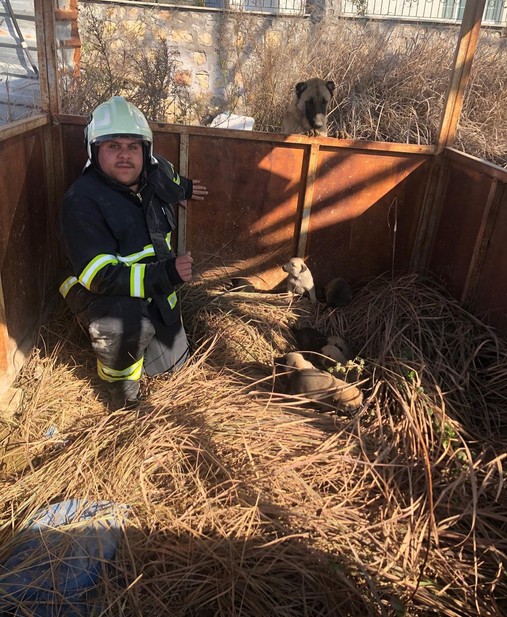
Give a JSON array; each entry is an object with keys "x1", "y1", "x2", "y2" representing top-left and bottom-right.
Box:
[{"x1": 96, "y1": 138, "x2": 144, "y2": 187}]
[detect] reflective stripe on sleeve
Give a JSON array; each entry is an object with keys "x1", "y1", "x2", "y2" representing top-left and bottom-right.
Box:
[
  {"x1": 167, "y1": 291, "x2": 177, "y2": 309},
  {"x1": 59, "y1": 276, "x2": 79, "y2": 299},
  {"x1": 97, "y1": 357, "x2": 143, "y2": 382},
  {"x1": 130, "y1": 263, "x2": 146, "y2": 298},
  {"x1": 79, "y1": 254, "x2": 119, "y2": 289},
  {"x1": 165, "y1": 232, "x2": 172, "y2": 250},
  {"x1": 116, "y1": 245, "x2": 155, "y2": 265}
]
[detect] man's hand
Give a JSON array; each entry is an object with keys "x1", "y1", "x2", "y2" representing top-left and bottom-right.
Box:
[
  {"x1": 191, "y1": 180, "x2": 208, "y2": 200},
  {"x1": 175, "y1": 251, "x2": 194, "y2": 282}
]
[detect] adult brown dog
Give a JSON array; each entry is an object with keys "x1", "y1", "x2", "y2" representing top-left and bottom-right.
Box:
[{"x1": 281, "y1": 78, "x2": 336, "y2": 137}]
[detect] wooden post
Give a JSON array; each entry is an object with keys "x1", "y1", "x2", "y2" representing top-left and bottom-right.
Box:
[
  {"x1": 34, "y1": 0, "x2": 60, "y2": 116},
  {"x1": 297, "y1": 144, "x2": 320, "y2": 258},
  {"x1": 178, "y1": 132, "x2": 190, "y2": 256},
  {"x1": 412, "y1": 0, "x2": 486, "y2": 271},
  {"x1": 34, "y1": 0, "x2": 66, "y2": 280},
  {"x1": 436, "y1": 0, "x2": 487, "y2": 152}
]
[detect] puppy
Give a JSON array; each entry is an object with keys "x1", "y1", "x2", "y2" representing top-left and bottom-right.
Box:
[
  {"x1": 282, "y1": 257, "x2": 317, "y2": 304},
  {"x1": 291, "y1": 327, "x2": 327, "y2": 353},
  {"x1": 320, "y1": 344, "x2": 348, "y2": 366},
  {"x1": 325, "y1": 278, "x2": 353, "y2": 307},
  {"x1": 227, "y1": 277, "x2": 256, "y2": 293},
  {"x1": 326, "y1": 335, "x2": 352, "y2": 360},
  {"x1": 284, "y1": 352, "x2": 363, "y2": 413},
  {"x1": 285, "y1": 351, "x2": 317, "y2": 370},
  {"x1": 332, "y1": 378, "x2": 364, "y2": 413}
]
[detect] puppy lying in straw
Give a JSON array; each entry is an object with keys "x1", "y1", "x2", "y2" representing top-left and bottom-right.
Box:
[
  {"x1": 227, "y1": 277, "x2": 256, "y2": 293},
  {"x1": 320, "y1": 344, "x2": 348, "y2": 366},
  {"x1": 324, "y1": 277, "x2": 353, "y2": 307},
  {"x1": 291, "y1": 326, "x2": 327, "y2": 353},
  {"x1": 284, "y1": 352, "x2": 363, "y2": 413},
  {"x1": 282, "y1": 257, "x2": 317, "y2": 304},
  {"x1": 326, "y1": 335, "x2": 352, "y2": 361}
]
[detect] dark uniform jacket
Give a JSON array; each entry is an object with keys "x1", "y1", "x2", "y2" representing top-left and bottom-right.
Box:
[{"x1": 59, "y1": 155, "x2": 193, "y2": 327}]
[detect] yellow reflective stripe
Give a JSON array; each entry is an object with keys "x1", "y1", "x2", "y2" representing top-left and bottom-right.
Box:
[
  {"x1": 59, "y1": 276, "x2": 79, "y2": 299},
  {"x1": 167, "y1": 291, "x2": 177, "y2": 309},
  {"x1": 80, "y1": 254, "x2": 118, "y2": 288},
  {"x1": 130, "y1": 263, "x2": 146, "y2": 298},
  {"x1": 168, "y1": 162, "x2": 180, "y2": 186},
  {"x1": 165, "y1": 232, "x2": 172, "y2": 250},
  {"x1": 97, "y1": 357, "x2": 143, "y2": 382},
  {"x1": 116, "y1": 245, "x2": 155, "y2": 265}
]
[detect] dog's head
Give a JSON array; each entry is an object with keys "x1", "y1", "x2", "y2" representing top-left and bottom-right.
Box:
[
  {"x1": 285, "y1": 352, "x2": 314, "y2": 370},
  {"x1": 327, "y1": 335, "x2": 350, "y2": 357},
  {"x1": 282, "y1": 257, "x2": 307, "y2": 277},
  {"x1": 295, "y1": 78, "x2": 335, "y2": 131}
]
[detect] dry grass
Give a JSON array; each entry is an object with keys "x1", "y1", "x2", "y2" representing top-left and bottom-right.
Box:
[
  {"x1": 1, "y1": 270, "x2": 506, "y2": 616},
  {"x1": 65, "y1": 8, "x2": 507, "y2": 168},
  {"x1": 235, "y1": 19, "x2": 507, "y2": 167}
]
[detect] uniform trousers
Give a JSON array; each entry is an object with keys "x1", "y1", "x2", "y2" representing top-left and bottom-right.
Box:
[{"x1": 76, "y1": 295, "x2": 190, "y2": 379}]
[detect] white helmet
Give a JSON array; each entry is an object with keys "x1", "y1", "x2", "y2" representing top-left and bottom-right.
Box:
[{"x1": 85, "y1": 96, "x2": 156, "y2": 163}]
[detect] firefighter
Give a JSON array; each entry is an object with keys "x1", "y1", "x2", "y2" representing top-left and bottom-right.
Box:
[{"x1": 59, "y1": 96, "x2": 207, "y2": 410}]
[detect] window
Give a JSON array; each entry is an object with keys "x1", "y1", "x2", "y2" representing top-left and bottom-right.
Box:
[{"x1": 227, "y1": 0, "x2": 306, "y2": 15}]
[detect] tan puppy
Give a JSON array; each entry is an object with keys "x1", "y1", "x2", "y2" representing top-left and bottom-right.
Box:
[
  {"x1": 285, "y1": 351, "x2": 316, "y2": 370},
  {"x1": 284, "y1": 352, "x2": 363, "y2": 413},
  {"x1": 281, "y1": 78, "x2": 336, "y2": 137},
  {"x1": 320, "y1": 344, "x2": 348, "y2": 365},
  {"x1": 326, "y1": 335, "x2": 352, "y2": 360},
  {"x1": 282, "y1": 257, "x2": 317, "y2": 304}
]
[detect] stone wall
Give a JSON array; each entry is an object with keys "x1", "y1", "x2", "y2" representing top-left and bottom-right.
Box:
[{"x1": 76, "y1": 2, "x2": 314, "y2": 112}]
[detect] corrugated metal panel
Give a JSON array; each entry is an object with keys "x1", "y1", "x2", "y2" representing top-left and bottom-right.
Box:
[{"x1": 0, "y1": 0, "x2": 40, "y2": 124}]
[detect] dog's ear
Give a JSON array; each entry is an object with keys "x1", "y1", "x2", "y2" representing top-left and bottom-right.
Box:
[
  {"x1": 295, "y1": 82, "x2": 308, "y2": 98},
  {"x1": 326, "y1": 81, "x2": 336, "y2": 95},
  {"x1": 300, "y1": 263, "x2": 308, "y2": 272}
]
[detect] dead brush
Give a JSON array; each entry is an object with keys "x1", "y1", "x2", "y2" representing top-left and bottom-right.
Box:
[
  {"x1": 64, "y1": 8, "x2": 507, "y2": 166},
  {"x1": 0, "y1": 269, "x2": 506, "y2": 616},
  {"x1": 60, "y1": 5, "x2": 191, "y2": 123}
]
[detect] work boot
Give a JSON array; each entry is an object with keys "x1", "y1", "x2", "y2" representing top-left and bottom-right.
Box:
[{"x1": 106, "y1": 380, "x2": 141, "y2": 412}]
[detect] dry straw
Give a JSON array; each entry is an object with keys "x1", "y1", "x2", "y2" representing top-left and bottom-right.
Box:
[{"x1": 0, "y1": 271, "x2": 505, "y2": 616}]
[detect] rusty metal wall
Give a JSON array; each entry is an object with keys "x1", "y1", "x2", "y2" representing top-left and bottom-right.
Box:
[
  {"x1": 474, "y1": 185, "x2": 507, "y2": 331},
  {"x1": 59, "y1": 121, "x2": 433, "y2": 293},
  {"x1": 185, "y1": 134, "x2": 308, "y2": 288},
  {"x1": 428, "y1": 149, "x2": 507, "y2": 332},
  {"x1": 187, "y1": 136, "x2": 432, "y2": 290},
  {"x1": 306, "y1": 147, "x2": 430, "y2": 286},
  {"x1": 0, "y1": 116, "x2": 53, "y2": 389},
  {"x1": 3, "y1": 117, "x2": 507, "y2": 396}
]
